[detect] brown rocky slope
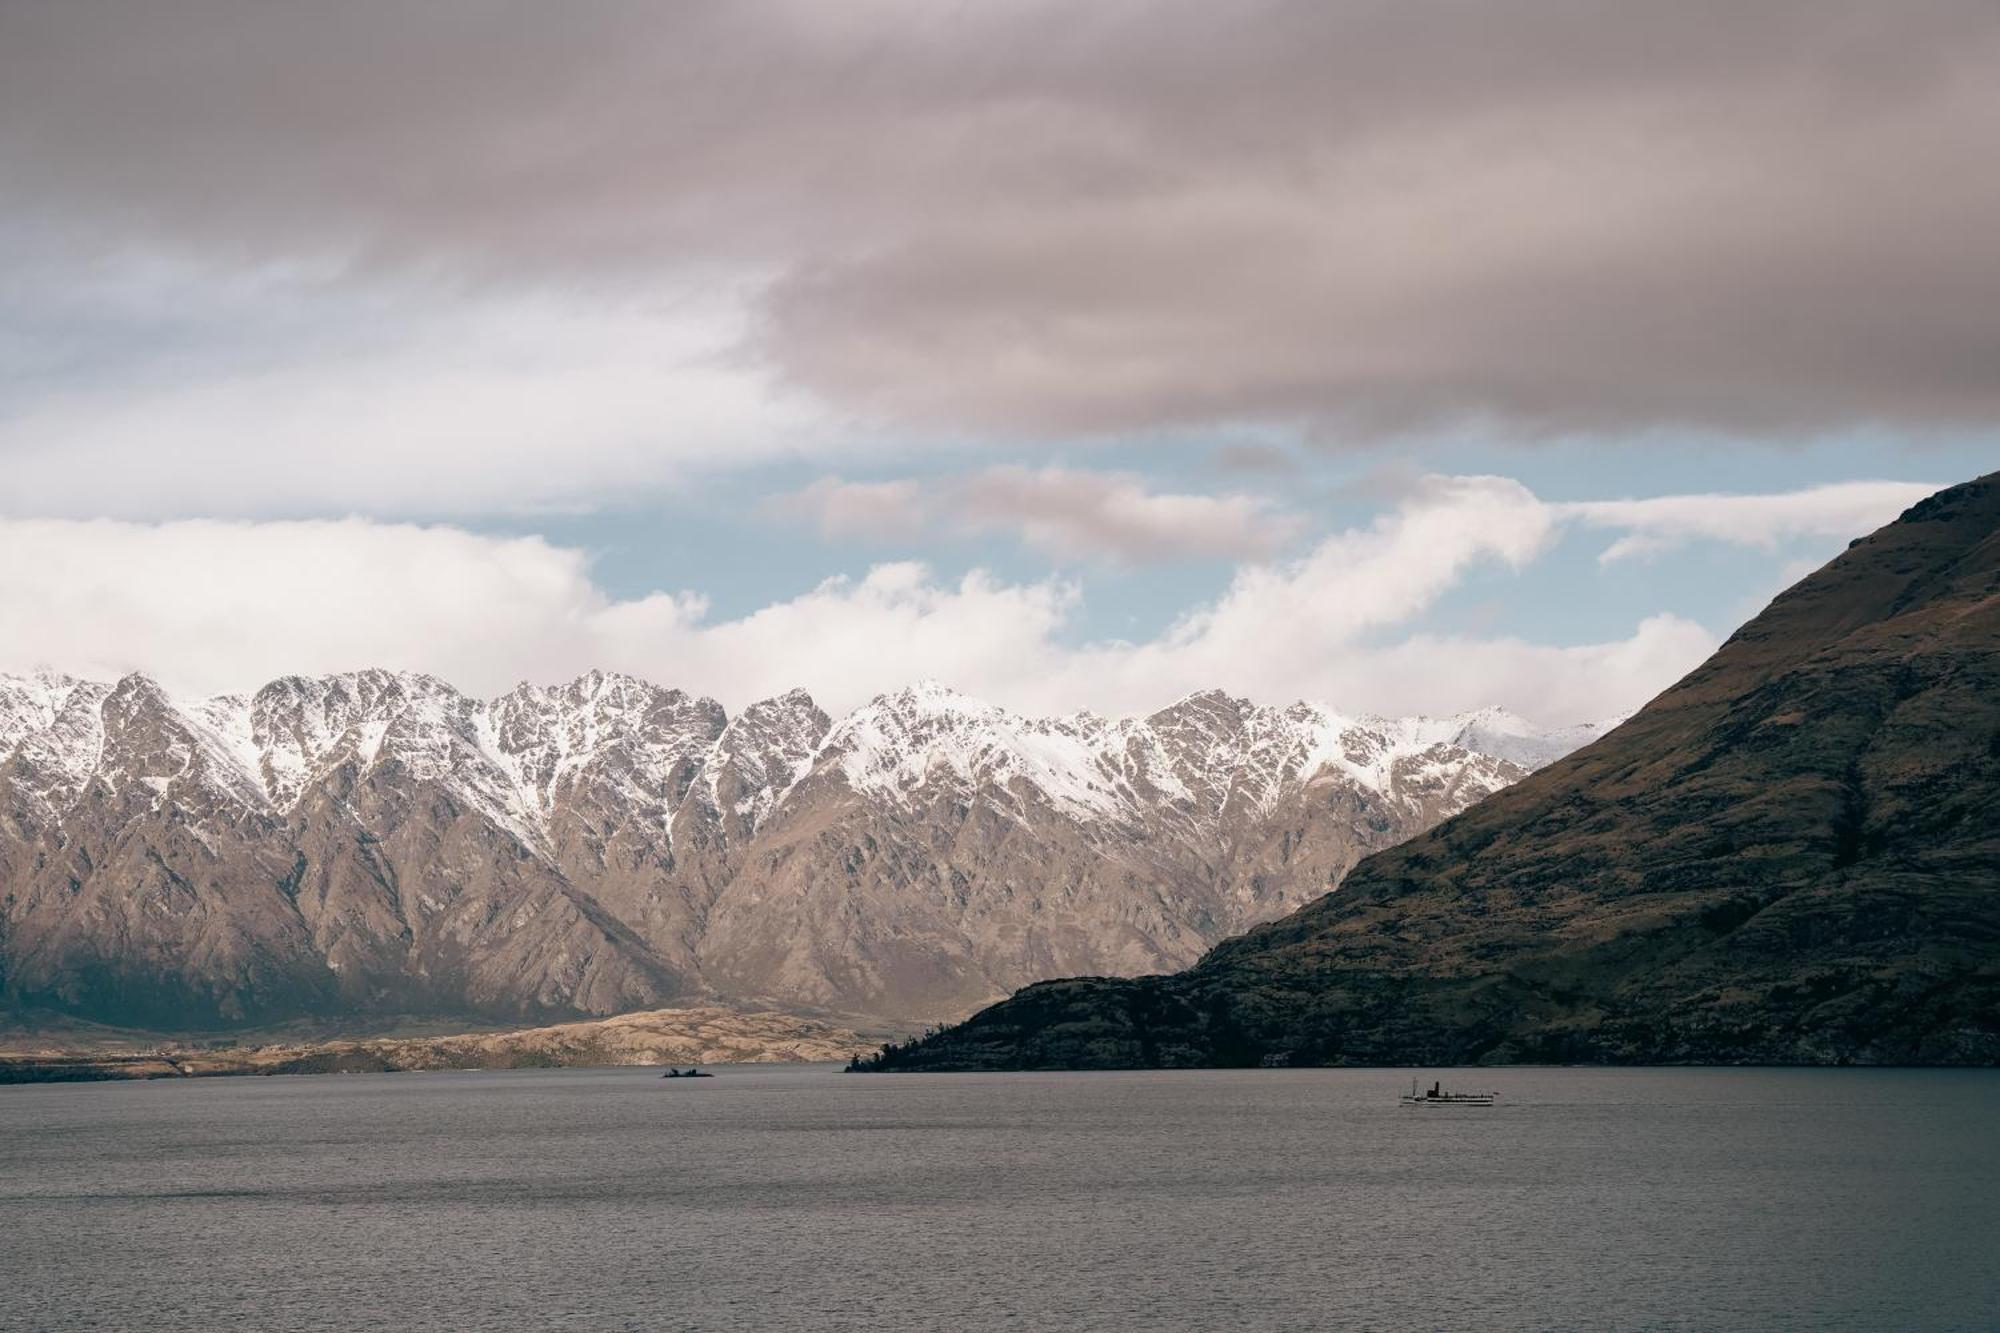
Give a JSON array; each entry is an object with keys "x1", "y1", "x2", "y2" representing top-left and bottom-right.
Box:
[
  {"x1": 0, "y1": 1006, "x2": 875, "y2": 1082},
  {"x1": 0, "y1": 668, "x2": 1595, "y2": 1029},
  {"x1": 858, "y1": 473, "x2": 2000, "y2": 1069}
]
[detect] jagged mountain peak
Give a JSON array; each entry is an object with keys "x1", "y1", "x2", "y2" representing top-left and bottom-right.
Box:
[
  {"x1": 0, "y1": 667, "x2": 1600, "y2": 829},
  {"x1": 0, "y1": 671, "x2": 89, "y2": 751},
  {"x1": 258, "y1": 666, "x2": 452, "y2": 700},
  {"x1": 728, "y1": 684, "x2": 828, "y2": 728},
  {"x1": 0, "y1": 661, "x2": 1614, "y2": 1026},
  {"x1": 1147, "y1": 688, "x2": 1260, "y2": 734},
  {"x1": 105, "y1": 670, "x2": 172, "y2": 701},
  {"x1": 694, "y1": 689, "x2": 833, "y2": 835},
  {"x1": 862, "y1": 678, "x2": 993, "y2": 717},
  {"x1": 542, "y1": 667, "x2": 703, "y2": 709}
]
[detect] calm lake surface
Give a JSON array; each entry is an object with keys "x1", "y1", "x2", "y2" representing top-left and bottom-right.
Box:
[{"x1": 3, "y1": 1066, "x2": 1995, "y2": 1331}]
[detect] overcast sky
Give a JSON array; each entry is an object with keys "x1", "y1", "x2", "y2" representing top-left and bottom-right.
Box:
[{"x1": 2, "y1": 1, "x2": 1994, "y2": 721}]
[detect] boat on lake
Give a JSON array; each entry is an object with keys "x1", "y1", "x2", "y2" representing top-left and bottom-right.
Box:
[
  {"x1": 1399, "y1": 1077, "x2": 1495, "y2": 1106},
  {"x1": 660, "y1": 1067, "x2": 713, "y2": 1079}
]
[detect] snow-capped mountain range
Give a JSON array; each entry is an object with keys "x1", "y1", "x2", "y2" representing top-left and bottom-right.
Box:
[{"x1": 0, "y1": 669, "x2": 1614, "y2": 1029}]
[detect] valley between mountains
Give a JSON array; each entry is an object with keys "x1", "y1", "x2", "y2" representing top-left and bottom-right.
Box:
[{"x1": 0, "y1": 670, "x2": 1605, "y2": 1036}]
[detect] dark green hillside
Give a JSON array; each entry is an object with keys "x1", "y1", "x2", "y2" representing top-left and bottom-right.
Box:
[{"x1": 861, "y1": 473, "x2": 2000, "y2": 1069}]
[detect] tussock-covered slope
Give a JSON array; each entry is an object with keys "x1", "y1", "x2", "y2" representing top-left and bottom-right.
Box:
[
  {"x1": 0, "y1": 1005, "x2": 874, "y2": 1082},
  {"x1": 863, "y1": 473, "x2": 2000, "y2": 1069}
]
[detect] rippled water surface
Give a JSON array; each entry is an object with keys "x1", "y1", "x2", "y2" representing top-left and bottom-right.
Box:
[{"x1": 3, "y1": 1066, "x2": 1996, "y2": 1331}]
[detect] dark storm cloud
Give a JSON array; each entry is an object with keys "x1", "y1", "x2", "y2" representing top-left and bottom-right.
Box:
[{"x1": 4, "y1": 0, "x2": 1997, "y2": 439}]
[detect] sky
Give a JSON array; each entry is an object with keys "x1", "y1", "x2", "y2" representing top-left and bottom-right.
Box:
[{"x1": 1, "y1": 1, "x2": 1995, "y2": 723}]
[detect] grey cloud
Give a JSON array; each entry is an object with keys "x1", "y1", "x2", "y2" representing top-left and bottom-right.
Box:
[
  {"x1": 952, "y1": 467, "x2": 1302, "y2": 565},
  {"x1": 5, "y1": 1, "x2": 1998, "y2": 440},
  {"x1": 775, "y1": 467, "x2": 1302, "y2": 565},
  {"x1": 767, "y1": 476, "x2": 930, "y2": 542}
]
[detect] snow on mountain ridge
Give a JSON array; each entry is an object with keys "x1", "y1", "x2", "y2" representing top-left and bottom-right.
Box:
[
  {"x1": 697, "y1": 688, "x2": 831, "y2": 832},
  {"x1": 823, "y1": 681, "x2": 1127, "y2": 820},
  {"x1": 0, "y1": 671, "x2": 1606, "y2": 843},
  {"x1": 4, "y1": 677, "x2": 112, "y2": 820},
  {"x1": 815, "y1": 681, "x2": 1594, "y2": 825},
  {"x1": 0, "y1": 670, "x2": 87, "y2": 753}
]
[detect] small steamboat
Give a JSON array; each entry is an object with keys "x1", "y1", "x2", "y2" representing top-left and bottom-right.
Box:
[{"x1": 1399, "y1": 1078, "x2": 1496, "y2": 1107}]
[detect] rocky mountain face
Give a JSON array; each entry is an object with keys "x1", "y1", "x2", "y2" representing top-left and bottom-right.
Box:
[
  {"x1": 0, "y1": 667, "x2": 1604, "y2": 1029},
  {"x1": 862, "y1": 474, "x2": 2000, "y2": 1071}
]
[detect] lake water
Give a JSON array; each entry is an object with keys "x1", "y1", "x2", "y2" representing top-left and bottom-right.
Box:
[{"x1": 2, "y1": 1066, "x2": 1995, "y2": 1331}]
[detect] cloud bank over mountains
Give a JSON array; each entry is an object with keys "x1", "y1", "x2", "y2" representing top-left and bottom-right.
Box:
[
  {"x1": 1, "y1": 476, "x2": 1926, "y2": 722},
  {"x1": 0, "y1": 4, "x2": 1978, "y2": 725}
]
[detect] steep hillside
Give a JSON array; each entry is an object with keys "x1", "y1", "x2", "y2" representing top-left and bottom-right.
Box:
[{"x1": 860, "y1": 473, "x2": 2000, "y2": 1069}]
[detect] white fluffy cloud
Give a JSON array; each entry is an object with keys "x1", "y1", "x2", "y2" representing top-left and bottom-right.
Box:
[
  {"x1": 1561, "y1": 479, "x2": 1938, "y2": 562},
  {"x1": 1023, "y1": 475, "x2": 1720, "y2": 720},
  {"x1": 0, "y1": 475, "x2": 1740, "y2": 723},
  {"x1": 0, "y1": 518, "x2": 618, "y2": 691}
]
